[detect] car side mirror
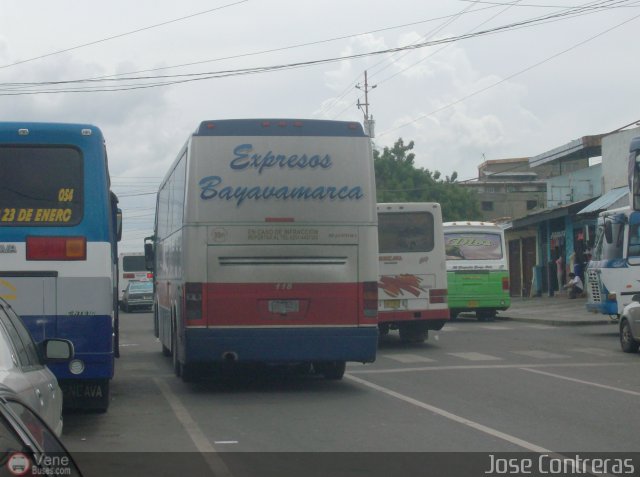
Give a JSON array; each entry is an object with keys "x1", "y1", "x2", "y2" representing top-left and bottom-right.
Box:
[
  {"x1": 41, "y1": 339, "x2": 74, "y2": 363},
  {"x1": 116, "y1": 208, "x2": 123, "y2": 242}
]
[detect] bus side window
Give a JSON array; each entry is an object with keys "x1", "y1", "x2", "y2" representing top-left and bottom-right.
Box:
[{"x1": 629, "y1": 224, "x2": 640, "y2": 257}]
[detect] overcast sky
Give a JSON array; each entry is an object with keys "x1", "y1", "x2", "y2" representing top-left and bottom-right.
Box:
[{"x1": 0, "y1": 0, "x2": 637, "y2": 252}]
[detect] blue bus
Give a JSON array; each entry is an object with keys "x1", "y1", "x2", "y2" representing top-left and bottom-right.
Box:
[{"x1": 0, "y1": 122, "x2": 121, "y2": 411}]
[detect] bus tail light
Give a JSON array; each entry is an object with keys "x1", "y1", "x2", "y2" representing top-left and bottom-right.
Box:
[
  {"x1": 429, "y1": 288, "x2": 448, "y2": 304},
  {"x1": 26, "y1": 236, "x2": 86, "y2": 261},
  {"x1": 123, "y1": 273, "x2": 135, "y2": 279},
  {"x1": 185, "y1": 283, "x2": 203, "y2": 322},
  {"x1": 502, "y1": 277, "x2": 510, "y2": 291},
  {"x1": 146, "y1": 272, "x2": 154, "y2": 279},
  {"x1": 363, "y1": 281, "x2": 378, "y2": 317}
]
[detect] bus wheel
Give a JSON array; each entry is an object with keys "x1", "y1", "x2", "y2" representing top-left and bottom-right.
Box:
[
  {"x1": 378, "y1": 323, "x2": 390, "y2": 336},
  {"x1": 620, "y1": 319, "x2": 639, "y2": 353},
  {"x1": 317, "y1": 361, "x2": 346, "y2": 380},
  {"x1": 181, "y1": 363, "x2": 198, "y2": 383},
  {"x1": 399, "y1": 322, "x2": 428, "y2": 343},
  {"x1": 172, "y1": 330, "x2": 181, "y2": 378},
  {"x1": 477, "y1": 310, "x2": 496, "y2": 322}
]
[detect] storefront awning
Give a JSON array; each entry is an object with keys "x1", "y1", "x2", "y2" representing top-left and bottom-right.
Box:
[{"x1": 577, "y1": 186, "x2": 628, "y2": 215}]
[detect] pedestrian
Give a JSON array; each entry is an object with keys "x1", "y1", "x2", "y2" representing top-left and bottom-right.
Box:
[
  {"x1": 563, "y1": 272, "x2": 584, "y2": 299},
  {"x1": 555, "y1": 253, "x2": 564, "y2": 294}
]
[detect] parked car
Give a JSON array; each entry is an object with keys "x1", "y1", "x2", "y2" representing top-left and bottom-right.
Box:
[
  {"x1": 120, "y1": 280, "x2": 154, "y2": 312},
  {"x1": 0, "y1": 298, "x2": 73, "y2": 436},
  {"x1": 0, "y1": 385, "x2": 82, "y2": 476},
  {"x1": 619, "y1": 294, "x2": 640, "y2": 353}
]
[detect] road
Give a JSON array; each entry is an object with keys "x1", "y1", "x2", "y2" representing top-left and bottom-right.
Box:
[{"x1": 61, "y1": 311, "x2": 640, "y2": 476}]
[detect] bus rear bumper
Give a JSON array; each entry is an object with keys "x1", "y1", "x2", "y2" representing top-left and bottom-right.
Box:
[
  {"x1": 585, "y1": 302, "x2": 617, "y2": 315},
  {"x1": 184, "y1": 326, "x2": 378, "y2": 364}
]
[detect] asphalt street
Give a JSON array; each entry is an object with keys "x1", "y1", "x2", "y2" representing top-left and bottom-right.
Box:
[{"x1": 60, "y1": 304, "x2": 639, "y2": 475}]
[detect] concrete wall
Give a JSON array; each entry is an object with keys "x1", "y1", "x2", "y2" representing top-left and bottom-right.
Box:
[
  {"x1": 546, "y1": 164, "x2": 602, "y2": 208},
  {"x1": 602, "y1": 127, "x2": 640, "y2": 192}
]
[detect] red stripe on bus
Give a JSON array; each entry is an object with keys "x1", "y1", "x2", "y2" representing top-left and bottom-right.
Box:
[
  {"x1": 203, "y1": 282, "x2": 363, "y2": 327},
  {"x1": 378, "y1": 309, "x2": 449, "y2": 322}
]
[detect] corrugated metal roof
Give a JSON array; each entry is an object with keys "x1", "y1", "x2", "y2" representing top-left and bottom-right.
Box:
[{"x1": 577, "y1": 186, "x2": 628, "y2": 215}]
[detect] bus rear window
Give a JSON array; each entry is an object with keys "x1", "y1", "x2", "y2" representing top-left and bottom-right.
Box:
[
  {"x1": 123, "y1": 255, "x2": 147, "y2": 271},
  {"x1": 445, "y1": 232, "x2": 503, "y2": 260},
  {"x1": 378, "y1": 212, "x2": 434, "y2": 253},
  {"x1": 0, "y1": 146, "x2": 83, "y2": 226}
]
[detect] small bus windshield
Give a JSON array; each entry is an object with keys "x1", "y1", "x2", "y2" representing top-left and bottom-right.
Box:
[{"x1": 444, "y1": 232, "x2": 503, "y2": 260}]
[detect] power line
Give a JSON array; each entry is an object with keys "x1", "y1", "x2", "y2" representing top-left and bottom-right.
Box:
[
  {"x1": 377, "y1": 8, "x2": 640, "y2": 140},
  {"x1": 0, "y1": 0, "x2": 629, "y2": 96},
  {"x1": 0, "y1": 1, "x2": 250, "y2": 71}
]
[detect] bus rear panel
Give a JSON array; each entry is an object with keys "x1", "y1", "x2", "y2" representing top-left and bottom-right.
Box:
[
  {"x1": 0, "y1": 122, "x2": 117, "y2": 410},
  {"x1": 377, "y1": 203, "x2": 449, "y2": 342},
  {"x1": 444, "y1": 222, "x2": 510, "y2": 321},
  {"x1": 152, "y1": 119, "x2": 378, "y2": 380}
]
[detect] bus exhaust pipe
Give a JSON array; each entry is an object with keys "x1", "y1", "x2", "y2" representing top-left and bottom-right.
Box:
[{"x1": 222, "y1": 352, "x2": 238, "y2": 362}]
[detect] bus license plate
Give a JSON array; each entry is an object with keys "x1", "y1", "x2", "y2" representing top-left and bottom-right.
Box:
[{"x1": 269, "y1": 300, "x2": 299, "y2": 314}]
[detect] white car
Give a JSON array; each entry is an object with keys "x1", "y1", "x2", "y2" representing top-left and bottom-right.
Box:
[
  {"x1": 619, "y1": 295, "x2": 640, "y2": 353},
  {"x1": 0, "y1": 298, "x2": 73, "y2": 436}
]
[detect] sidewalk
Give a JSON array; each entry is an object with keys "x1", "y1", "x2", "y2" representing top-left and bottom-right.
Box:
[{"x1": 495, "y1": 293, "x2": 616, "y2": 326}]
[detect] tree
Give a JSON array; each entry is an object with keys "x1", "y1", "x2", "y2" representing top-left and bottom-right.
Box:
[{"x1": 373, "y1": 138, "x2": 481, "y2": 221}]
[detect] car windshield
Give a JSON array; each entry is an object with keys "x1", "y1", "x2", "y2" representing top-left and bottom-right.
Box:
[{"x1": 128, "y1": 282, "x2": 152, "y2": 293}]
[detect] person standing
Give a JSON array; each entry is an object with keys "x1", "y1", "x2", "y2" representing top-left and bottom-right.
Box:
[{"x1": 555, "y1": 253, "x2": 564, "y2": 294}]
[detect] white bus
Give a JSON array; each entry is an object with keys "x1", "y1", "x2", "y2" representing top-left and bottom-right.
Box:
[
  {"x1": 443, "y1": 221, "x2": 510, "y2": 320},
  {"x1": 117, "y1": 252, "x2": 152, "y2": 302},
  {"x1": 145, "y1": 119, "x2": 379, "y2": 381},
  {"x1": 586, "y1": 206, "x2": 640, "y2": 318},
  {"x1": 377, "y1": 203, "x2": 448, "y2": 342}
]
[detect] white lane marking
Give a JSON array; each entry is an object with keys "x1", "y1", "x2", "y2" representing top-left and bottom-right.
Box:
[
  {"x1": 512, "y1": 350, "x2": 569, "y2": 359},
  {"x1": 348, "y1": 362, "x2": 631, "y2": 375},
  {"x1": 382, "y1": 353, "x2": 435, "y2": 363},
  {"x1": 480, "y1": 325, "x2": 512, "y2": 330},
  {"x1": 448, "y1": 352, "x2": 502, "y2": 361},
  {"x1": 154, "y1": 378, "x2": 234, "y2": 477},
  {"x1": 520, "y1": 368, "x2": 640, "y2": 397},
  {"x1": 569, "y1": 348, "x2": 617, "y2": 356},
  {"x1": 345, "y1": 373, "x2": 550, "y2": 452},
  {"x1": 524, "y1": 324, "x2": 555, "y2": 330},
  {"x1": 214, "y1": 441, "x2": 239, "y2": 445},
  {"x1": 439, "y1": 326, "x2": 458, "y2": 332}
]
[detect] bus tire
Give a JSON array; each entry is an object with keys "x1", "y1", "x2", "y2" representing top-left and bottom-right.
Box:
[
  {"x1": 181, "y1": 363, "x2": 198, "y2": 383},
  {"x1": 620, "y1": 319, "x2": 639, "y2": 353},
  {"x1": 172, "y1": 329, "x2": 181, "y2": 378},
  {"x1": 477, "y1": 310, "x2": 496, "y2": 322},
  {"x1": 399, "y1": 322, "x2": 428, "y2": 343},
  {"x1": 317, "y1": 361, "x2": 346, "y2": 380},
  {"x1": 96, "y1": 380, "x2": 110, "y2": 413}
]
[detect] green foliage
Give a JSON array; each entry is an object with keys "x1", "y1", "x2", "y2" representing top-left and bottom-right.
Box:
[{"x1": 373, "y1": 138, "x2": 481, "y2": 221}]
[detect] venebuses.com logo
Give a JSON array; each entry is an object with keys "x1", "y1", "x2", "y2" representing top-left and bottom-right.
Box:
[{"x1": 6, "y1": 452, "x2": 30, "y2": 476}]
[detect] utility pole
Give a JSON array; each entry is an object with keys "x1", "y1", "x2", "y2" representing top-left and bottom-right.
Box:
[{"x1": 356, "y1": 70, "x2": 376, "y2": 137}]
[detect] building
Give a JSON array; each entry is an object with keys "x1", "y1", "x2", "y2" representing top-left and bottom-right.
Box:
[
  {"x1": 460, "y1": 158, "x2": 547, "y2": 222},
  {"x1": 505, "y1": 126, "x2": 639, "y2": 297}
]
